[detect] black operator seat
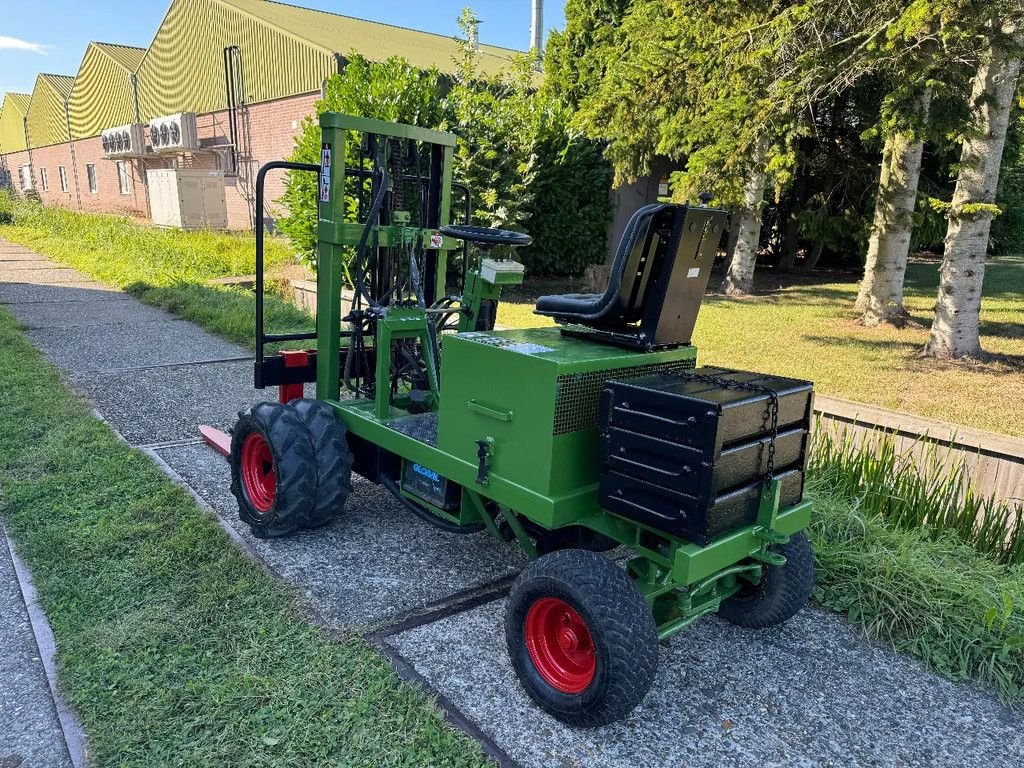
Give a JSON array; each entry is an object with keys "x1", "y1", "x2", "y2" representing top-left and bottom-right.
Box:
[{"x1": 534, "y1": 202, "x2": 727, "y2": 350}]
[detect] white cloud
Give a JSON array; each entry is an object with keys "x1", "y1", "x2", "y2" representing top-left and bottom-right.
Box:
[{"x1": 0, "y1": 36, "x2": 49, "y2": 55}]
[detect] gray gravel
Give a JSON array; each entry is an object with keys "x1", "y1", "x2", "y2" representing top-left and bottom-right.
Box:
[
  {"x1": 25, "y1": 320, "x2": 246, "y2": 372},
  {"x1": 390, "y1": 599, "x2": 1024, "y2": 768},
  {"x1": 12, "y1": 299, "x2": 177, "y2": 330},
  {"x1": 69, "y1": 361, "x2": 277, "y2": 445},
  {"x1": 0, "y1": 537, "x2": 73, "y2": 768},
  {"x1": 0, "y1": 282, "x2": 126, "y2": 305},
  {"x1": 5, "y1": 237, "x2": 1023, "y2": 768},
  {"x1": 0, "y1": 260, "x2": 70, "y2": 270},
  {"x1": 155, "y1": 442, "x2": 527, "y2": 628}
]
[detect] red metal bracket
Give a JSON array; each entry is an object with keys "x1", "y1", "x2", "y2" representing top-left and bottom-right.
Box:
[{"x1": 279, "y1": 349, "x2": 309, "y2": 404}]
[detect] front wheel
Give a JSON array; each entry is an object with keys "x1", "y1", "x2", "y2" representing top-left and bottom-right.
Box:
[
  {"x1": 230, "y1": 402, "x2": 317, "y2": 538},
  {"x1": 717, "y1": 531, "x2": 815, "y2": 628},
  {"x1": 505, "y1": 549, "x2": 659, "y2": 727}
]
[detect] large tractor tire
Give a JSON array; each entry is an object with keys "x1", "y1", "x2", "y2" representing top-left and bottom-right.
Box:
[
  {"x1": 717, "y1": 532, "x2": 815, "y2": 628},
  {"x1": 505, "y1": 549, "x2": 659, "y2": 727},
  {"x1": 230, "y1": 402, "x2": 317, "y2": 538},
  {"x1": 287, "y1": 398, "x2": 354, "y2": 529}
]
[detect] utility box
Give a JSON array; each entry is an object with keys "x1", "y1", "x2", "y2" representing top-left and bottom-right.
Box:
[{"x1": 146, "y1": 168, "x2": 228, "y2": 230}]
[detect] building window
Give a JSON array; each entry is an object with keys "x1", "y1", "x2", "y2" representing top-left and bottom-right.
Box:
[
  {"x1": 86, "y1": 164, "x2": 97, "y2": 194},
  {"x1": 116, "y1": 161, "x2": 131, "y2": 196},
  {"x1": 19, "y1": 165, "x2": 33, "y2": 192},
  {"x1": 40, "y1": 168, "x2": 48, "y2": 192},
  {"x1": 58, "y1": 166, "x2": 68, "y2": 193}
]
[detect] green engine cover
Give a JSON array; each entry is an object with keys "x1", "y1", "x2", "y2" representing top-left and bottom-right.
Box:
[{"x1": 436, "y1": 328, "x2": 698, "y2": 519}]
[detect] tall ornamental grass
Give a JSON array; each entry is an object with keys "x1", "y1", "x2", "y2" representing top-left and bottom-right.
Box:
[{"x1": 810, "y1": 422, "x2": 1024, "y2": 565}]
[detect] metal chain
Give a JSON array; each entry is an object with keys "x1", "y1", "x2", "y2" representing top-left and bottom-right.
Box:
[{"x1": 674, "y1": 372, "x2": 780, "y2": 483}]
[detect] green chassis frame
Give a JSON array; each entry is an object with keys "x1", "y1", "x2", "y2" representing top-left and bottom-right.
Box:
[{"x1": 308, "y1": 113, "x2": 812, "y2": 639}]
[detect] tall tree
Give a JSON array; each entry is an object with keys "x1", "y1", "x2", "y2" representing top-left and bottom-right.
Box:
[
  {"x1": 577, "y1": 0, "x2": 808, "y2": 294},
  {"x1": 855, "y1": 87, "x2": 933, "y2": 325},
  {"x1": 544, "y1": 0, "x2": 633, "y2": 106},
  {"x1": 925, "y1": 17, "x2": 1022, "y2": 358}
]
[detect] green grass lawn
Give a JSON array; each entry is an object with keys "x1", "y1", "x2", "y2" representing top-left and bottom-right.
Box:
[
  {"x1": 0, "y1": 306, "x2": 489, "y2": 767},
  {"x1": 499, "y1": 257, "x2": 1024, "y2": 437}
]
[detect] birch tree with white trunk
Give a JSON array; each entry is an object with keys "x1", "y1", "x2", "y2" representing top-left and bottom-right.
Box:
[
  {"x1": 721, "y1": 139, "x2": 769, "y2": 295},
  {"x1": 925, "y1": 19, "x2": 1021, "y2": 359},
  {"x1": 855, "y1": 88, "x2": 932, "y2": 326}
]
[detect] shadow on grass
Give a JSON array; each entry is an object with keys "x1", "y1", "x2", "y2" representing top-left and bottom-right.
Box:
[
  {"x1": 801, "y1": 334, "x2": 921, "y2": 355},
  {"x1": 980, "y1": 319, "x2": 1024, "y2": 340}
]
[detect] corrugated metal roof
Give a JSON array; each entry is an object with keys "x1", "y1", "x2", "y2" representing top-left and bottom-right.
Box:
[
  {"x1": 68, "y1": 43, "x2": 146, "y2": 138},
  {"x1": 26, "y1": 74, "x2": 75, "y2": 148},
  {"x1": 218, "y1": 0, "x2": 517, "y2": 74},
  {"x1": 93, "y1": 42, "x2": 147, "y2": 72},
  {"x1": 5, "y1": 93, "x2": 30, "y2": 115},
  {"x1": 0, "y1": 93, "x2": 31, "y2": 154},
  {"x1": 42, "y1": 74, "x2": 75, "y2": 101},
  {"x1": 134, "y1": 0, "x2": 521, "y2": 120},
  {"x1": 136, "y1": 0, "x2": 335, "y2": 119},
  {"x1": 5, "y1": 0, "x2": 525, "y2": 151}
]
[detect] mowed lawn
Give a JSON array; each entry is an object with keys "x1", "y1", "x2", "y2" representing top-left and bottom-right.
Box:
[{"x1": 498, "y1": 256, "x2": 1024, "y2": 438}]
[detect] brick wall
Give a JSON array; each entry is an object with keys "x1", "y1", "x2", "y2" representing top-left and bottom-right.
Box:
[
  {"x1": 196, "y1": 92, "x2": 319, "y2": 230},
  {"x1": 0, "y1": 90, "x2": 319, "y2": 231}
]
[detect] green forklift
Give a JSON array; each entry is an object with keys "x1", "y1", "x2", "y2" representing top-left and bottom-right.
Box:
[{"x1": 225, "y1": 114, "x2": 816, "y2": 727}]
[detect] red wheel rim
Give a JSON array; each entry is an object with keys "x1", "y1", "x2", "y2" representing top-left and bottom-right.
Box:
[
  {"x1": 524, "y1": 597, "x2": 596, "y2": 693},
  {"x1": 240, "y1": 432, "x2": 275, "y2": 512}
]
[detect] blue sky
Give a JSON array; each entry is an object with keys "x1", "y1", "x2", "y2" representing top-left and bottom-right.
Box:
[{"x1": 0, "y1": 0, "x2": 566, "y2": 95}]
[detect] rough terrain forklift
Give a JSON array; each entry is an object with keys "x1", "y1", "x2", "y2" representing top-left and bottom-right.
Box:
[{"x1": 225, "y1": 114, "x2": 816, "y2": 726}]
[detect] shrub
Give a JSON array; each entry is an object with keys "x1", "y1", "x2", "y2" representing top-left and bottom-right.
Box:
[{"x1": 522, "y1": 104, "x2": 613, "y2": 275}]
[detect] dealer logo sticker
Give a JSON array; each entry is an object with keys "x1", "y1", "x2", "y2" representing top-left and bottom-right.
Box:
[{"x1": 430, "y1": 233, "x2": 443, "y2": 249}]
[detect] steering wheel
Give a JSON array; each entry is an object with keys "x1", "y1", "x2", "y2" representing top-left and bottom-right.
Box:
[{"x1": 438, "y1": 224, "x2": 533, "y2": 247}]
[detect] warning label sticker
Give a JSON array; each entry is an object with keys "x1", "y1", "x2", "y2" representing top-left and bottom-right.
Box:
[{"x1": 319, "y1": 143, "x2": 331, "y2": 203}]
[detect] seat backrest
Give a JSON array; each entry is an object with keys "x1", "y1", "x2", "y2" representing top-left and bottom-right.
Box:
[
  {"x1": 643, "y1": 204, "x2": 726, "y2": 345},
  {"x1": 612, "y1": 204, "x2": 679, "y2": 324},
  {"x1": 582, "y1": 203, "x2": 668, "y2": 322}
]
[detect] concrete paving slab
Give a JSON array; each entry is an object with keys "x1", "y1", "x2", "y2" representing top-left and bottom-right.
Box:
[
  {"x1": 0, "y1": 535, "x2": 73, "y2": 768},
  {"x1": 70, "y1": 360, "x2": 274, "y2": 445},
  {"x1": 390, "y1": 600, "x2": 1024, "y2": 768},
  {"x1": 10, "y1": 299, "x2": 177, "y2": 329},
  {"x1": 25, "y1": 320, "x2": 246, "y2": 373},
  {"x1": 154, "y1": 441, "x2": 528, "y2": 628},
  {"x1": 0, "y1": 267, "x2": 93, "y2": 284},
  {"x1": 0, "y1": 282, "x2": 126, "y2": 305}
]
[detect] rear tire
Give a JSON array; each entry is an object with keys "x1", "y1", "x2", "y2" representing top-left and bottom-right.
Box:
[
  {"x1": 717, "y1": 532, "x2": 815, "y2": 628},
  {"x1": 505, "y1": 550, "x2": 658, "y2": 727},
  {"x1": 288, "y1": 399, "x2": 354, "y2": 529},
  {"x1": 230, "y1": 402, "x2": 317, "y2": 538}
]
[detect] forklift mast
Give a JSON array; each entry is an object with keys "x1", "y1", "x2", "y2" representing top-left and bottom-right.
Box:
[{"x1": 253, "y1": 114, "x2": 471, "y2": 404}]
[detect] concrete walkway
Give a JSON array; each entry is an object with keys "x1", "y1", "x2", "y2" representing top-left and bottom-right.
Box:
[{"x1": 2, "y1": 237, "x2": 1023, "y2": 768}]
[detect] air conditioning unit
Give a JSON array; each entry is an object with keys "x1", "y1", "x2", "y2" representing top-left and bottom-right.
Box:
[
  {"x1": 101, "y1": 124, "x2": 147, "y2": 158},
  {"x1": 149, "y1": 113, "x2": 199, "y2": 153}
]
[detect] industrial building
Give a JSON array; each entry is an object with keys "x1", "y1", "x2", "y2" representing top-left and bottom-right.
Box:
[{"x1": 0, "y1": 0, "x2": 519, "y2": 230}]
